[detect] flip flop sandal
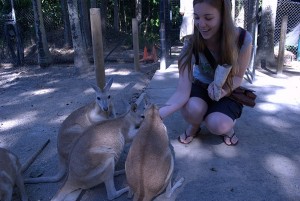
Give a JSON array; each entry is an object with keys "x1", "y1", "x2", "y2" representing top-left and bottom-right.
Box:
[
  {"x1": 177, "y1": 128, "x2": 201, "y2": 144},
  {"x1": 222, "y1": 133, "x2": 239, "y2": 146}
]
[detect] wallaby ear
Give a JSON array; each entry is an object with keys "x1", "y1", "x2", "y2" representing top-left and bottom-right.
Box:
[
  {"x1": 104, "y1": 77, "x2": 113, "y2": 92},
  {"x1": 89, "y1": 82, "x2": 101, "y2": 93}
]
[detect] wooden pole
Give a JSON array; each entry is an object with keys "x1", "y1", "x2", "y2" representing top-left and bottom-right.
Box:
[
  {"x1": 90, "y1": 8, "x2": 105, "y2": 89},
  {"x1": 132, "y1": 18, "x2": 140, "y2": 71},
  {"x1": 277, "y1": 15, "x2": 288, "y2": 74}
]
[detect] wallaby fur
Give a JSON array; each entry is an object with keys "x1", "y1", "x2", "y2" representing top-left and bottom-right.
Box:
[
  {"x1": 25, "y1": 78, "x2": 116, "y2": 184},
  {"x1": 51, "y1": 103, "x2": 144, "y2": 201},
  {"x1": 0, "y1": 139, "x2": 50, "y2": 201},
  {"x1": 125, "y1": 103, "x2": 184, "y2": 201}
]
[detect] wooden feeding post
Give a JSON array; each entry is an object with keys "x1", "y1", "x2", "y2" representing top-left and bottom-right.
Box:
[
  {"x1": 132, "y1": 18, "x2": 140, "y2": 71},
  {"x1": 90, "y1": 8, "x2": 105, "y2": 89},
  {"x1": 277, "y1": 15, "x2": 288, "y2": 74}
]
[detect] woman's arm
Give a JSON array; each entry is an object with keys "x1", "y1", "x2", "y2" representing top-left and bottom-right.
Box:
[
  {"x1": 223, "y1": 32, "x2": 253, "y2": 95},
  {"x1": 159, "y1": 66, "x2": 192, "y2": 119}
]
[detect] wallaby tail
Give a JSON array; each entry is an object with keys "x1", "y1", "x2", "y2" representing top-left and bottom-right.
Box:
[
  {"x1": 21, "y1": 139, "x2": 50, "y2": 173},
  {"x1": 24, "y1": 160, "x2": 67, "y2": 184}
]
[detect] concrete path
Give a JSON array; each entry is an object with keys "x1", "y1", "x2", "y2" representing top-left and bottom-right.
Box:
[{"x1": 145, "y1": 59, "x2": 300, "y2": 201}]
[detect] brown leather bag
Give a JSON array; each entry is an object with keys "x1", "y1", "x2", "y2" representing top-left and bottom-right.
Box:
[{"x1": 229, "y1": 86, "x2": 257, "y2": 107}]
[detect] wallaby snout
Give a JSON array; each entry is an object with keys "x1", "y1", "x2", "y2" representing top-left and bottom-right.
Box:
[
  {"x1": 94, "y1": 78, "x2": 114, "y2": 114},
  {"x1": 96, "y1": 97, "x2": 110, "y2": 112}
]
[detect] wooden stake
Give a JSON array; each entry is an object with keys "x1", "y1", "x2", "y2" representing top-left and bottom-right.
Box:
[
  {"x1": 132, "y1": 18, "x2": 140, "y2": 71},
  {"x1": 90, "y1": 8, "x2": 105, "y2": 89}
]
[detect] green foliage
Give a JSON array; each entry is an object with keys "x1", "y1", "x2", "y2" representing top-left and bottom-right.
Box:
[
  {"x1": 1, "y1": 0, "x2": 183, "y2": 50},
  {"x1": 41, "y1": 0, "x2": 62, "y2": 29},
  {"x1": 170, "y1": 4, "x2": 181, "y2": 29}
]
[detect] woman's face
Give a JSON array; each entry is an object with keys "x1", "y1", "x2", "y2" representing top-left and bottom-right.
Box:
[{"x1": 193, "y1": 2, "x2": 222, "y2": 40}]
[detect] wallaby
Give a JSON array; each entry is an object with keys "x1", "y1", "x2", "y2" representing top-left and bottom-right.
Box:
[
  {"x1": 25, "y1": 78, "x2": 116, "y2": 184},
  {"x1": 0, "y1": 139, "x2": 50, "y2": 201},
  {"x1": 125, "y1": 103, "x2": 184, "y2": 201},
  {"x1": 51, "y1": 102, "x2": 144, "y2": 201}
]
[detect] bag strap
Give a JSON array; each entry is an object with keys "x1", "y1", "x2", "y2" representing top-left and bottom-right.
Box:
[
  {"x1": 203, "y1": 46, "x2": 217, "y2": 69},
  {"x1": 238, "y1": 27, "x2": 246, "y2": 50},
  {"x1": 195, "y1": 27, "x2": 246, "y2": 68}
]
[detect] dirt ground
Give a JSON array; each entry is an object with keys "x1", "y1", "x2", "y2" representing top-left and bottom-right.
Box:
[{"x1": 0, "y1": 60, "x2": 158, "y2": 201}]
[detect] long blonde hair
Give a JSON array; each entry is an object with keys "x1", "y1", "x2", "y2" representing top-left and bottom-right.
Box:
[{"x1": 178, "y1": 0, "x2": 239, "y2": 90}]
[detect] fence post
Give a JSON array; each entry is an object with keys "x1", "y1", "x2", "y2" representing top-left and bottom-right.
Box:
[
  {"x1": 132, "y1": 18, "x2": 140, "y2": 71},
  {"x1": 90, "y1": 8, "x2": 105, "y2": 89},
  {"x1": 277, "y1": 15, "x2": 288, "y2": 74},
  {"x1": 297, "y1": 33, "x2": 300, "y2": 61}
]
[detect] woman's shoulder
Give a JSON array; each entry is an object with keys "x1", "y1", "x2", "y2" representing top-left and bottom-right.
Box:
[
  {"x1": 234, "y1": 26, "x2": 252, "y2": 48},
  {"x1": 239, "y1": 27, "x2": 252, "y2": 43}
]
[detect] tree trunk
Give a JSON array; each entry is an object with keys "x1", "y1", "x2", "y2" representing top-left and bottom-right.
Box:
[
  {"x1": 246, "y1": 0, "x2": 260, "y2": 79},
  {"x1": 113, "y1": 0, "x2": 119, "y2": 31},
  {"x1": 60, "y1": 0, "x2": 72, "y2": 47},
  {"x1": 258, "y1": 0, "x2": 278, "y2": 66},
  {"x1": 135, "y1": 0, "x2": 142, "y2": 23},
  {"x1": 79, "y1": 0, "x2": 92, "y2": 48},
  {"x1": 32, "y1": 0, "x2": 52, "y2": 67},
  {"x1": 67, "y1": 0, "x2": 90, "y2": 72}
]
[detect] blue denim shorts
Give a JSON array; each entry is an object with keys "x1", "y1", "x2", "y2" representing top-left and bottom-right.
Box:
[{"x1": 190, "y1": 80, "x2": 243, "y2": 120}]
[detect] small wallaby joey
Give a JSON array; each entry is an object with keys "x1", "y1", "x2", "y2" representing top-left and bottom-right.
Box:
[
  {"x1": 0, "y1": 139, "x2": 50, "y2": 201},
  {"x1": 125, "y1": 103, "x2": 184, "y2": 201},
  {"x1": 51, "y1": 103, "x2": 144, "y2": 201},
  {"x1": 25, "y1": 78, "x2": 116, "y2": 184}
]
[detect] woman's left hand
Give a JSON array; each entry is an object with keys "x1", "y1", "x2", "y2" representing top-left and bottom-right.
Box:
[{"x1": 207, "y1": 82, "x2": 227, "y2": 101}]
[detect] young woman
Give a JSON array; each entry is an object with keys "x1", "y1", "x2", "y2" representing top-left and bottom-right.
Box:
[{"x1": 159, "y1": 0, "x2": 253, "y2": 146}]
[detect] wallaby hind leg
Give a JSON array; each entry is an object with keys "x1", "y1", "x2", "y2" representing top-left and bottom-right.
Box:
[
  {"x1": 104, "y1": 159, "x2": 129, "y2": 200},
  {"x1": 127, "y1": 188, "x2": 134, "y2": 199},
  {"x1": 51, "y1": 181, "x2": 81, "y2": 201},
  {"x1": 165, "y1": 177, "x2": 185, "y2": 198},
  {"x1": 164, "y1": 155, "x2": 184, "y2": 198},
  {"x1": 114, "y1": 169, "x2": 125, "y2": 176},
  {"x1": 104, "y1": 178, "x2": 129, "y2": 201},
  {"x1": 15, "y1": 173, "x2": 28, "y2": 201},
  {"x1": 63, "y1": 189, "x2": 83, "y2": 201}
]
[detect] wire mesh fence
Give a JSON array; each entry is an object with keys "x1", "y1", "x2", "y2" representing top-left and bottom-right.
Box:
[
  {"x1": 275, "y1": 0, "x2": 300, "y2": 55},
  {"x1": 0, "y1": 0, "x2": 299, "y2": 66}
]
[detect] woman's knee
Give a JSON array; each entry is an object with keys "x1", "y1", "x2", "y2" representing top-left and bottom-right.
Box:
[
  {"x1": 181, "y1": 98, "x2": 207, "y2": 122},
  {"x1": 205, "y1": 113, "x2": 234, "y2": 135}
]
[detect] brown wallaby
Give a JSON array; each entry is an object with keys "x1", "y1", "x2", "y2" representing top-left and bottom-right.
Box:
[
  {"x1": 25, "y1": 78, "x2": 116, "y2": 184},
  {"x1": 0, "y1": 139, "x2": 50, "y2": 201},
  {"x1": 51, "y1": 102, "x2": 144, "y2": 201},
  {"x1": 125, "y1": 103, "x2": 184, "y2": 201}
]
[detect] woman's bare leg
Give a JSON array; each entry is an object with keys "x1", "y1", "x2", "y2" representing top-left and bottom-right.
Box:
[
  {"x1": 205, "y1": 112, "x2": 238, "y2": 145},
  {"x1": 178, "y1": 97, "x2": 208, "y2": 143}
]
